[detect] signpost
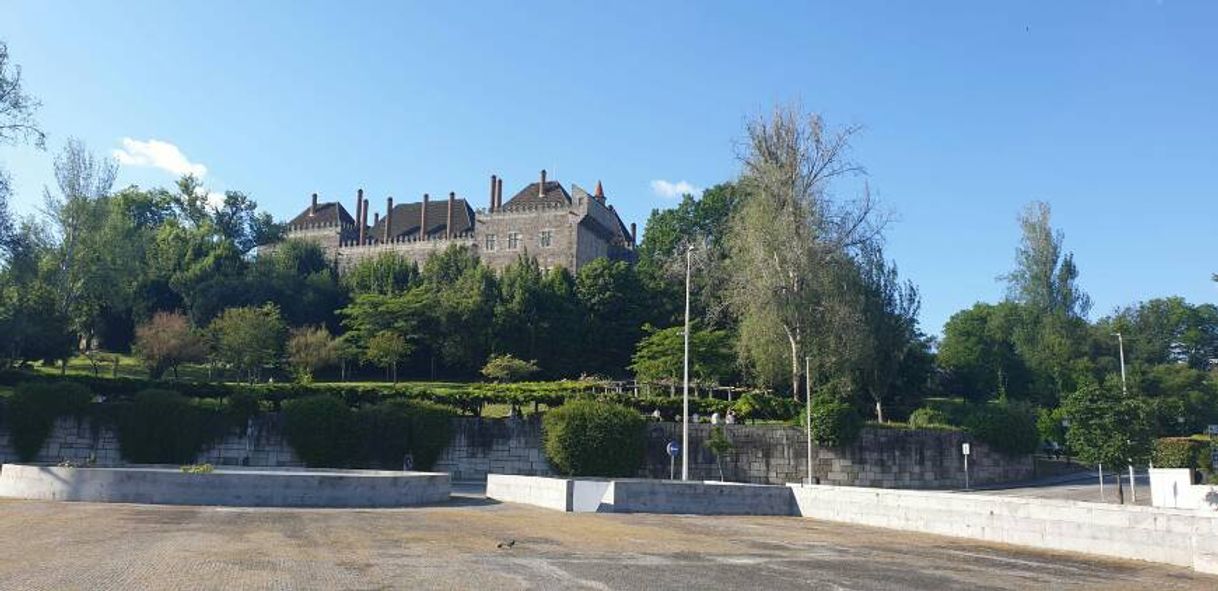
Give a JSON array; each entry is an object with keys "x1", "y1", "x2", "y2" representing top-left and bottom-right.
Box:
[
  {"x1": 962, "y1": 442, "x2": 971, "y2": 490},
  {"x1": 667, "y1": 441, "x2": 680, "y2": 481}
]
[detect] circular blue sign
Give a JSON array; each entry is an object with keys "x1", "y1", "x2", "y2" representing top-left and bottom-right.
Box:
[{"x1": 666, "y1": 441, "x2": 680, "y2": 457}]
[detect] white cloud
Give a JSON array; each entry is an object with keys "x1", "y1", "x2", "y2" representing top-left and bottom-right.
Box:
[
  {"x1": 206, "y1": 191, "x2": 226, "y2": 210},
  {"x1": 112, "y1": 138, "x2": 208, "y2": 178},
  {"x1": 650, "y1": 179, "x2": 700, "y2": 199}
]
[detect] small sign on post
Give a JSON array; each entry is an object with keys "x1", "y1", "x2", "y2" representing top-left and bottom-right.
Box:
[
  {"x1": 962, "y1": 442, "x2": 971, "y2": 490},
  {"x1": 666, "y1": 441, "x2": 680, "y2": 480}
]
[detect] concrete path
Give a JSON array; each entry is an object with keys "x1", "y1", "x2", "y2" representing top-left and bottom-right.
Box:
[
  {"x1": 967, "y1": 471, "x2": 1152, "y2": 506},
  {"x1": 0, "y1": 498, "x2": 1212, "y2": 590}
]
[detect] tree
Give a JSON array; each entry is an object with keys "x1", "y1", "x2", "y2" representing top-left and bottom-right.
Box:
[
  {"x1": 937, "y1": 302, "x2": 1033, "y2": 402},
  {"x1": 576, "y1": 258, "x2": 646, "y2": 377},
  {"x1": 706, "y1": 426, "x2": 734, "y2": 481},
  {"x1": 343, "y1": 251, "x2": 419, "y2": 295},
  {"x1": 132, "y1": 311, "x2": 206, "y2": 379},
  {"x1": 0, "y1": 40, "x2": 45, "y2": 148},
  {"x1": 365, "y1": 330, "x2": 409, "y2": 384},
  {"x1": 1001, "y1": 201, "x2": 1091, "y2": 405},
  {"x1": 213, "y1": 190, "x2": 281, "y2": 254},
  {"x1": 43, "y1": 138, "x2": 118, "y2": 348},
  {"x1": 286, "y1": 325, "x2": 338, "y2": 383},
  {"x1": 725, "y1": 106, "x2": 885, "y2": 399},
  {"x1": 854, "y1": 245, "x2": 921, "y2": 422},
  {"x1": 480, "y1": 353, "x2": 540, "y2": 383},
  {"x1": 629, "y1": 323, "x2": 735, "y2": 389},
  {"x1": 207, "y1": 304, "x2": 286, "y2": 382},
  {"x1": 1063, "y1": 382, "x2": 1153, "y2": 469}
]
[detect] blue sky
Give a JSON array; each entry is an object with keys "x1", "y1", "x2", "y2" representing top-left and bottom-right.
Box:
[{"x1": 2, "y1": 1, "x2": 1214, "y2": 335}]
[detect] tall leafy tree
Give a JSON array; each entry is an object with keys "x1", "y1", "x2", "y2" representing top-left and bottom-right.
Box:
[
  {"x1": 937, "y1": 302, "x2": 1033, "y2": 402},
  {"x1": 575, "y1": 258, "x2": 646, "y2": 377},
  {"x1": 854, "y1": 246, "x2": 922, "y2": 422},
  {"x1": 725, "y1": 105, "x2": 884, "y2": 398}
]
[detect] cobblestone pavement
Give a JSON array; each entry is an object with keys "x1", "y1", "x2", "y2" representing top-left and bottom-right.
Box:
[{"x1": 0, "y1": 498, "x2": 1212, "y2": 590}]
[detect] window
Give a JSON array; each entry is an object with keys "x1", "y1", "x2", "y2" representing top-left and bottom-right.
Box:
[
  {"x1": 507, "y1": 232, "x2": 520, "y2": 250},
  {"x1": 484, "y1": 234, "x2": 496, "y2": 251},
  {"x1": 539, "y1": 229, "x2": 553, "y2": 248}
]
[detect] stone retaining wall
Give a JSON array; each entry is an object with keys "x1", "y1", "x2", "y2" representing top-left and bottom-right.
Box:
[{"x1": 0, "y1": 416, "x2": 1031, "y2": 488}]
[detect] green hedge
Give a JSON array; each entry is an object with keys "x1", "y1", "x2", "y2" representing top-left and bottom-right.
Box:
[
  {"x1": 543, "y1": 400, "x2": 646, "y2": 477},
  {"x1": 802, "y1": 399, "x2": 864, "y2": 448},
  {"x1": 1152, "y1": 437, "x2": 1206, "y2": 470},
  {"x1": 0, "y1": 371, "x2": 793, "y2": 419},
  {"x1": 283, "y1": 395, "x2": 457, "y2": 469},
  {"x1": 963, "y1": 402, "x2": 1040, "y2": 456},
  {"x1": 4, "y1": 382, "x2": 94, "y2": 461},
  {"x1": 113, "y1": 389, "x2": 219, "y2": 464}
]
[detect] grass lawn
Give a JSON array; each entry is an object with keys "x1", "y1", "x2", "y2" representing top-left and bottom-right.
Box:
[{"x1": 29, "y1": 352, "x2": 214, "y2": 381}]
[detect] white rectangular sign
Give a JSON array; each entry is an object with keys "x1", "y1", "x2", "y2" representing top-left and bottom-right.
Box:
[{"x1": 962, "y1": 443, "x2": 971, "y2": 455}]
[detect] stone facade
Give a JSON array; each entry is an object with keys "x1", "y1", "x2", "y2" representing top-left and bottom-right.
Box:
[
  {"x1": 0, "y1": 417, "x2": 1030, "y2": 489},
  {"x1": 277, "y1": 171, "x2": 636, "y2": 274}
]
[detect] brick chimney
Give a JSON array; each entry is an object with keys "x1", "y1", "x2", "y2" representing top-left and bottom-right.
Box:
[
  {"x1": 446, "y1": 192, "x2": 455, "y2": 239},
  {"x1": 489, "y1": 175, "x2": 497, "y2": 212},
  {"x1": 538, "y1": 169, "x2": 546, "y2": 197},
  {"x1": 310, "y1": 193, "x2": 318, "y2": 216},
  {"x1": 496, "y1": 177, "x2": 504, "y2": 210},
  {"x1": 384, "y1": 197, "x2": 393, "y2": 242},
  {"x1": 630, "y1": 222, "x2": 637, "y2": 244},
  {"x1": 356, "y1": 189, "x2": 365, "y2": 244},
  {"x1": 420, "y1": 193, "x2": 429, "y2": 239},
  {"x1": 362, "y1": 195, "x2": 370, "y2": 245}
]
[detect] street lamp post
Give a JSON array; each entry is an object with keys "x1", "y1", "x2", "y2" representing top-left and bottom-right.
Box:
[
  {"x1": 805, "y1": 356, "x2": 812, "y2": 485},
  {"x1": 1114, "y1": 332, "x2": 1128, "y2": 396},
  {"x1": 682, "y1": 244, "x2": 693, "y2": 481}
]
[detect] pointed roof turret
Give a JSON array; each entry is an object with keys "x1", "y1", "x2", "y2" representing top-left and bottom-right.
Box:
[{"x1": 594, "y1": 180, "x2": 604, "y2": 201}]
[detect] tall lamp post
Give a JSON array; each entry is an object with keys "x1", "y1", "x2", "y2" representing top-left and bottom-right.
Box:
[
  {"x1": 681, "y1": 244, "x2": 693, "y2": 481},
  {"x1": 1113, "y1": 332, "x2": 1128, "y2": 396},
  {"x1": 805, "y1": 356, "x2": 813, "y2": 485}
]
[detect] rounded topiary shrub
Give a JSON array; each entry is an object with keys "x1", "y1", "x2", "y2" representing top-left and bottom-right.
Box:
[
  {"x1": 1152, "y1": 437, "x2": 1204, "y2": 470},
  {"x1": 116, "y1": 389, "x2": 214, "y2": 464},
  {"x1": 963, "y1": 402, "x2": 1039, "y2": 456},
  {"x1": 908, "y1": 407, "x2": 953, "y2": 429},
  {"x1": 283, "y1": 395, "x2": 356, "y2": 467},
  {"x1": 543, "y1": 400, "x2": 645, "y2": 477},
  {"x1": 5, "y1": 382, "x2": 93, "y2": 461},
  {"x1": 803, "y1": 399, "x2": 863, "y2": 448},
  {"x1": 355, "y1": 399, "x2": 455, "y2": 470}
]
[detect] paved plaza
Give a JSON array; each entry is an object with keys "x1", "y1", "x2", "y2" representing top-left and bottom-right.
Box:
[{"x1": 0, "y1": 497, "x2": 1213, "y2": 590}]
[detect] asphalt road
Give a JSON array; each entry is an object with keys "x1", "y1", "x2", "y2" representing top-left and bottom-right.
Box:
[{"x1": 0, "y1": 498, "x2": 1212, "y2": 590}]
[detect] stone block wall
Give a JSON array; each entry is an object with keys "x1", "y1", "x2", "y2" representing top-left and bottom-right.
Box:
[
  {"x1": 638, "y1": 423, "x2": 1032, "y2": 488},
  {"x1": 0, "y1": 416, "x2": 1030, "y2": 489}
]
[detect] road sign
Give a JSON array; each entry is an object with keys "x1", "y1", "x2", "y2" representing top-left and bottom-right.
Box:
[
  {"x1": 666, "y1": 441, "x2": 680, "y2": 480},
  {"x1": 666, "y1": 441, "x2": 680, "y2": 457},
  {"x1": 961, "y1": 443, "x2": 971, "y2": 455}
]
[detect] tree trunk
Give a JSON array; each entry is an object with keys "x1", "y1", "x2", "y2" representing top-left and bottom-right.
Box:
[
  {"x1": 786, "y1": 328, "x2": 800, "y2": 401},
  {"x1": 874, "y1": 400, "x2": 884, "y2": 424}
]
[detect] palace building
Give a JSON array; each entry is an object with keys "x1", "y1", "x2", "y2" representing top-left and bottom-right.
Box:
[{"x1": 279, "y1": 170, "x2": 637, "y2": 273}]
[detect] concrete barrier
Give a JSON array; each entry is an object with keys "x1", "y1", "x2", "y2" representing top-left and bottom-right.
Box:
[
  {"x1": 486, "y1": 474, "x2": 575, "y2": 511},
  {"x1": 788, "y1": 483, "x2": 1218, "y2": 573},
  {"x1": 486, "y1": 474, "x2": 794, "y2": 515},
  {"x1": 608, "y1": 479, "x2": 795, "y2": 515},
  {"x1": 0, "y1": 464, "x2": 450, "y2": 507}
]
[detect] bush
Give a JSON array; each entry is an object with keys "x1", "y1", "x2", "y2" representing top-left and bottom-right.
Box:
[
  {"x1": 282, "y1": 395, "x2": 356, "y2": 467},
  {"x1": 543, "y1": 400, "x2": 645, "y2": 477},
  {"x1": 5, "y1": 382, "x2": 93, "y2": 461},
  {"x1": 1152, "y1": 437, "x2": 1205, "y2": 470},
  {"x1": 732, "y1": 391, "x2": 801, "y2": 422},
  {"x1": 805, "y1": 399, "x2": 863, "y2": 448},
  {"x1": 481, "y1": 354, "x2": 540, "y2": 383},
  {"x1": 225, "y1": 391, "x2": 261, "y2": 431},
  {"x1": 355, "y1": 399, "x2": 455, "y2": 470},
  {"x1": 963, "y1": 402, "x2": 1039, "y2": 456},
  {"x1": 908, "y1": 407, "x2": 952, "y2": 429},
  {"x1": 115, "y1": 389, "x2": 215, "y2": 464}
]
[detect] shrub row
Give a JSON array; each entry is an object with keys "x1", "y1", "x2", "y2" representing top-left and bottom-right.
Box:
[
  {"x1": 282, "y1": 395, "x2": 455, "y2": 469},
  {"x1": 906, "y1": 400, "x2": 1039, "y2": 456},
  {"x1": 1151, "y1": 437, "x2": 1216, "y2": 482},
  {"x1": 0, "y1": 371, "x2": 799, "y2": 419}
]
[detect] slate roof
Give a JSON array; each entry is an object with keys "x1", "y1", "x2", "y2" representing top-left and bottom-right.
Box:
[
  {"x1": 369, "y1": 198, "x2": 475, "y2": 240},
  {"x1": 287, "y1": 202, "x2": 355, "y2": 227},
  {"x1": 502, "y1": 181, "x2": 571, "y2": 210}
]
